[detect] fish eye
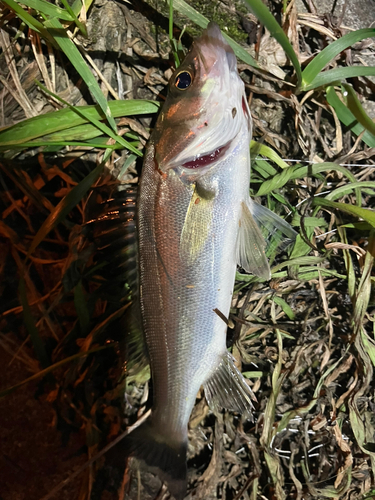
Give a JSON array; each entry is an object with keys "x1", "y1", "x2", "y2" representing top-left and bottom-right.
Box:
[{"x1": 174, "y1": 71, "x2": 193, "y2": 90}]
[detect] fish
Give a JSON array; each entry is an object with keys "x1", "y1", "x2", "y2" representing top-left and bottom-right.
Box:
[{"x1": 122, "y1": 21, "x2": 296, "y2": 499}]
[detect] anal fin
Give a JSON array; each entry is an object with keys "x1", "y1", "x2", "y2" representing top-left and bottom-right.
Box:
[{"x1": 203, "y1": 351, "x2": 255, "y2": 419}]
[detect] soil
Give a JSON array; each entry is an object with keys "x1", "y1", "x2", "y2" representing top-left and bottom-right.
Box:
[{"x1": 0, "y1": 346, "x2": 85, "y2": 500}]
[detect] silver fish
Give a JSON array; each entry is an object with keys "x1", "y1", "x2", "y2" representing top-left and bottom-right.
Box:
[{"x1": 125, "y1": 22, "x2": 296, "y2": 499}]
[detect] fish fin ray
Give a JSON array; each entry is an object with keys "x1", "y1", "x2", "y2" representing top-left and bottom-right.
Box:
[
  {"x1": 250, "y1": 201, "x2": 297, "y2": 254},
  {"x1": 121, "y1": 302, "x2": 149, "y2": 378},
  {"x1": 203, "y1": 351, "x2": 255, "y2": 418},
  {"x1": 109, "y1": 421, "x2": 187, "y2": 500},
  {"x1": 237, "y1": 201, "x2": 271, "y2": 279},
  {"x1": 180, "y1": 183, "x2": 214, "y2": 262},
  {"x1": 84, "y1": 186, "x2": 149, "y2": 375}
]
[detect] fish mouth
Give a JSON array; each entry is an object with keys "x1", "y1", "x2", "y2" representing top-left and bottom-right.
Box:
[{"x1": 181, "y1": 140, "x2": 231, "y2": 169}]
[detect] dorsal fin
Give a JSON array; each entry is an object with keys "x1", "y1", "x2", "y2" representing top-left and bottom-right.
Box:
[{"x1": 84, "y1": 186, "x2": 149, "y2": 376}]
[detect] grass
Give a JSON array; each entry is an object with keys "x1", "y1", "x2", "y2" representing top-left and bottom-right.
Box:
[{"x1": 0, "y1": 0, "x2": 375, "y2": 499}]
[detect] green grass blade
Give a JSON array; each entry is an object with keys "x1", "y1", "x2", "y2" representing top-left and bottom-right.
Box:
[
  {"x1": 338, "y1": 226, "x2": 356, "y2": 299},
  {"x1": 119, "y1": 153, "x2": 138, "y2": 178},
  {"x1": 354, "y1": 232, "x2": 375, "y2": 329},
  {"x1": 361, "y1": 327, "x2": 375, "y2": 368},
  {"x1": 325, "y1": 181, "x2": 375, "y2": 201},
  {"x1": 250, "y1": 141, "x2": 289, "y2": 169},
  {"x1": 4, "y1": 141, "x2": 119, "y2": 150},
  {"x1": 237, "y1": 266, "x2": 347, "y2": 282},
  {"x1": 0, "y1": 100, "x2": 159, "y2": 147},
  {"x1": 341, "y1": 222, "x2": 373, "y2": 231},
  {"x1": 40, "y1": 123, "x2": 112, "y2": 143},
  {"x1": 13, "y1": 0, "x2": 74, "y2": 20},
  {"x1": 32, "y1": 124, "x2": 143, "y2": 145},
  {"x1": 71, "y1": 0, "x2": 92, "y2": 17},
  {"x1": 44, "y1": 18, "x2": 117, "y2": 132},
  {"x1": 172, "y1": 0, "x2": 259, "y2": 68},
  {"x1": 241, "y1": 0, "x2": 302, "y2": 85},
  {"x1": 19, "y1": 277, "x2": 50, "y2": 368},
  {"x1": 271, "y1": 255, "x2": 325, "y2": 273},
  {"x1": 270, "y1": 192, "x2": 294, "y2": 212},
  {"x1": 2, "y1": 0, "x2": 51, "y2": 38},
  {"x1": 252, "y1": 159, "x2": 278, "y2": 179},
  {"x1": 342, "y1": 84, "x2": 375, "y2": 137},
  {"x1": 272, "y1": 296, "x2": 295, "y2": 320},
  {"x1": 303, "y1": 66, "x2": 375, "y2": 91},
  {"x1": 256, "y1": 162, "x2": 357, "y2": 197},
  {"x1": 326, "y1": 86, "x2": 375, "y2": 147},
  {"x1": 300, "y1": 28, "x2": 375, "y2": 90},
  {"x1": 297, "y1": 267, "x2": 346, "y2": 280},
  {"x1": 291, "y1": 214, "x2": 327, "y2": 227},
  {"x1": 36, "y1": 81, "x2": 142, "y2": 156},
  {"x1": 313, "y1": 197, "x2": 375, "y2": 228},
  {"x1": 59, "y1": 0, "x2": 87, "y2": 36},
  {"x1": 256, "y1": 166, "x2": 296, "y2": 195},
  {"x1": 27, "y1": 158, "x2": 107, "y2": 257}
]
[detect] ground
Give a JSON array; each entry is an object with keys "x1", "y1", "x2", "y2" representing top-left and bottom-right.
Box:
[{"x1": 1, "y1": 0, "x2": 375, "y2": 499}]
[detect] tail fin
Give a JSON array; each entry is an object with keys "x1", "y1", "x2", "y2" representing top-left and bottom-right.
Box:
[{"x1": 109, "y1": 421, "x2": 187, "y2": 500}]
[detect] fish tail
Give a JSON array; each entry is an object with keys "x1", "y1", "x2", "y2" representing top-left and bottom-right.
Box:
[{"x1": 112, "y1": 421, "x2": 187, "y2": 500}]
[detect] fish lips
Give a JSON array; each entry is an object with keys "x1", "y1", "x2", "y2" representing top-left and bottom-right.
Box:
[{"x1": 155, "y1": 136, "x2": 234, "y2": 184}]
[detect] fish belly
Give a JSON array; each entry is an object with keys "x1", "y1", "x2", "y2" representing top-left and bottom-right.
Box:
[{"x1": 138, "y1": 136, "x2": 249, "y2": 444}]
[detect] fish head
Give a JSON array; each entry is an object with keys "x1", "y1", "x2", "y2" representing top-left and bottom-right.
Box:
[{"x1": 153, "y1": 22, "x2": 251, "y2": 177}]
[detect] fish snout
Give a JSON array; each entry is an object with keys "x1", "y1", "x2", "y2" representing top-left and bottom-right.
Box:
[{"x1": 202, "y1": 22, "x2": 237, "y2": 72}]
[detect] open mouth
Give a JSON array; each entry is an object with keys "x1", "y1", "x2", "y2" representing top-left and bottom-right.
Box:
[{"x1": 182, "y1": 141, "x2": 231, "y2": 169}]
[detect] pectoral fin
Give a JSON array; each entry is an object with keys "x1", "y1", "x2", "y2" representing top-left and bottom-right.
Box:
[
  {"x1": 180, "y1": 183, "x2": 215, "y2": 262},
  {"x1": 203, "y1": 351, "x2": 256, "y2": 418},
  {"x1": 237, "y1": 201, "x2": 271, "y2": 280},
  {"x1": 250, "y1": 200, "x2": 297, "y2": 254}
]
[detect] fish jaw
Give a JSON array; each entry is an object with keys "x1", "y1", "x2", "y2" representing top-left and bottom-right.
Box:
[{"x1": 153, "y1": 22, "x2": 251, "y2": 174}]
